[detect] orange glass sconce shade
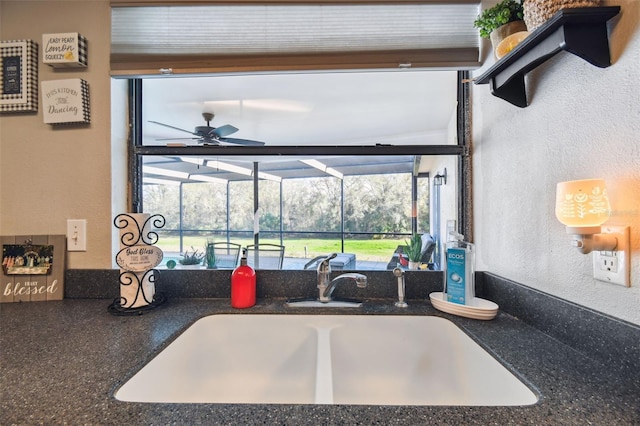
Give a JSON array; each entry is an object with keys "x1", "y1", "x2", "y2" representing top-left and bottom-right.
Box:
[{"x1": 555, "y1": 179, "x2": 616, "y2": 254}]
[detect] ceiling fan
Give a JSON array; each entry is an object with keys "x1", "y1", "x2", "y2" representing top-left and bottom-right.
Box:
[{"x1": 149, "y1": 112, "x2": 265, "y2": 146}]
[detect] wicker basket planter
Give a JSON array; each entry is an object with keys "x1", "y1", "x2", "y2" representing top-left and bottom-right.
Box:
[{"x1": 523, "y1": 0, "x2": 600, "y2": 32}]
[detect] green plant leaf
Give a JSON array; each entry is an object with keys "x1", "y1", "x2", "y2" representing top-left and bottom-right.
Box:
[{"x1": 473, "y1": 0, "x2": 524, "y2": 39}]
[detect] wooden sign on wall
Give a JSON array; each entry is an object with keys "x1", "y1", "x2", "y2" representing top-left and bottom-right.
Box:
[
  {"x1": 41, "y1": 78, "x2": 90, "y2": 124},
  {"x1": 42, "y1": 32, "x2": 88, "y2": 68},
  {"x1": 1, "y1": 235, "x2": 65, "y2": 303}
]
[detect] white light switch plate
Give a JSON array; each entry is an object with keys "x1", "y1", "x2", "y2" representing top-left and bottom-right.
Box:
[
  {"x1": 67, "y1": 219, "x2": 87, "y2": 251},
  {"x1": 593, "y1": 226, "x2": 630, "y2": 287}
]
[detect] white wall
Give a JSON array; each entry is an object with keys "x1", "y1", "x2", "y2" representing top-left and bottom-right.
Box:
[{"x1": 472, "y1": 0, "x2": 640, "y2": 325}]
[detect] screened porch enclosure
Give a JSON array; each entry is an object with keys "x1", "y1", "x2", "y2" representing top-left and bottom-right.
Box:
[{"x1": 143, "y1": 155, "x2": 434, "y2": 270}]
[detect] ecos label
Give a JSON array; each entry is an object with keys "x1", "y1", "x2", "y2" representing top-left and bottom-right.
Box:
[{"x1": 446, "y1": 248, "x2": 467, "y2": 305}]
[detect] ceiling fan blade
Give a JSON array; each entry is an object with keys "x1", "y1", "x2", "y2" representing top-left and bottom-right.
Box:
[
  {"x1": 155, "y1": 137, "x2": 199, "y2": 141},
  {"x1": 218, "y1": 137, "x2": 266, "y2": 146},
  {"x1": 210, "y1": 124, "x2": 239, "y2": 138},
  {"x1": 149, "y1": 120, "x2": 197, "y2": 136}
]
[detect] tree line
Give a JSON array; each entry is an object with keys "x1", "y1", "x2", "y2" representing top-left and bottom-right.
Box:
[{"x1": 144, "y1": 173, "x2": 430, "y2": 238}]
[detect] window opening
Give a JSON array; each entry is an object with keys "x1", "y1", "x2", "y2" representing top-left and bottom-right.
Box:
[{"x1": 131, "y1": 71, "x2": 469, "y2": 270}]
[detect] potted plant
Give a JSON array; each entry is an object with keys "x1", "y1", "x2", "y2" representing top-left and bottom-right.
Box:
[
  {"x1": 474, "y1": 0, "x2": 527, "y2": 58},
  {"x1": 179, "y1": 247, "x2": 204, "y2": 268},
  {"x1": 404, "y1": 234, "x2": 423, "y2": 270},
  {"x1": 205, "y1": 243, "x2": 218, "y2": 269}
]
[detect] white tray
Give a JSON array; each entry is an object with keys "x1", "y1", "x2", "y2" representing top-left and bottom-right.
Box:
[{"x1": 429, "y1": 292, "x2": 499, "y2": 320}]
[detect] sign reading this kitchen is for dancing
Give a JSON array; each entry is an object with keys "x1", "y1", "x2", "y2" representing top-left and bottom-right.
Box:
[{"x1": 41, "y1": 78, "x2": 90, "y2": 124}]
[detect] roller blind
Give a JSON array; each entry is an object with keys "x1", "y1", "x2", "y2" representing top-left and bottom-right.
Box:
[{"x1": 111, "y1": 2, "x2": 481, "y2": 76}]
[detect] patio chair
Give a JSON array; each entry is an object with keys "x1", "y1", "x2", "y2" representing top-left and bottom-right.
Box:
[
  {"x1": 246, "y1": 243, "x2": 285, "y2": 270},
  {"x1": 387, "y1": 233, "x2": 436, "y2": 270},
  {"x1": 420, "y1": 234, "x2": 436, "y2": 266},
  {"x1": 208, "y1": 242, "x2": 241, "y2": 269}
]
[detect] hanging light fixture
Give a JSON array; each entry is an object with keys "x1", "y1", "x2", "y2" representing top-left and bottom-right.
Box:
[{"x1": 433, "y1": 168, "x2": 447, "y2": 186}]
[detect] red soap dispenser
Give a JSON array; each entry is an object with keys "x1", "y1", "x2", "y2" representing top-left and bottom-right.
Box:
[{"x1": 231, "y1": 248, "x2": 256, "y2": 308}]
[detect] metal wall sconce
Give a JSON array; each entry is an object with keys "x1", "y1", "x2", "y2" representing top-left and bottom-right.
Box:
[{"x1": 433, "y1": 168, "x2": 447, "y2": 186}]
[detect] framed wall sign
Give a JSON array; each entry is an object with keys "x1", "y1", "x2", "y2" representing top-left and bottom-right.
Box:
[
  {"x1": 1, "y1": 235, "x2": 66, "y2": 303},
  {"x1": 0, "y1": 40, "x2": 38, "y2": 113},
  {"x1": 42, "y1": 33, "x2": 88, "y2": 68},
  {"x1": 41, "y1": 78, "x2": 90, "y2": 125}
]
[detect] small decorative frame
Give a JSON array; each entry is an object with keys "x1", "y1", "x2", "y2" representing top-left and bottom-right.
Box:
[
  {"x1": 1, "y1": 235, "x2": 66, "y2": 303},
  {"x1": 0, "y1": 40, "x2": 38, "y2": 113}
]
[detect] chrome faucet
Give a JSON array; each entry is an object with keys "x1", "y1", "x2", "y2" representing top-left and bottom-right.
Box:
[{"x1": 316, "y1": 253, "x2": 367, "y2": 302}]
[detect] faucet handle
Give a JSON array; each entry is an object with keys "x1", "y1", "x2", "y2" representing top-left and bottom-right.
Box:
[
  {"x1": 303, "y1": 255, "x2": 328, "y2": 270},
  {"x1": 317, "y1": 253, "x2": 337, "y2": 273}
]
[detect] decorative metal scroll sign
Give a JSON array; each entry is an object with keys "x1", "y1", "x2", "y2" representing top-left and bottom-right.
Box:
[{"x1": 109, "y1": 213, "x2": 166, "y2": 315}]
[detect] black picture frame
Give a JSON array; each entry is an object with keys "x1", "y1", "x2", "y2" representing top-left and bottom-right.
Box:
[{"x1": 1, "y1": 40, "x2": 38, "y2": 113}]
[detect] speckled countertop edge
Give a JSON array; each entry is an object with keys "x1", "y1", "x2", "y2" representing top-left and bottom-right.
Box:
[{"x1": 1, "y1": 297, "x2": 639, "y2": 425}]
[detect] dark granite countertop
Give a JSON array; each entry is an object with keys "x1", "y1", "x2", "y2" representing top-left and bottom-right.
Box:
[{"x1": 1, "y1": 297, "x2": 639, "y2": 425}]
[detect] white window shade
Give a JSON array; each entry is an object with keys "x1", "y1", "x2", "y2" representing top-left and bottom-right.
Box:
[{"x1": 111, "y1": 3, "x2": 480, "y2": 76}]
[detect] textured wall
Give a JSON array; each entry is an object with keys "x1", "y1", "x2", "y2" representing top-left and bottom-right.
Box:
[
  {"x1": 0, "y1": 0, "x2": 116, "y2": 268},
  {"x1": 472, "y1": 1, "x2": 640, "y2": 324}
]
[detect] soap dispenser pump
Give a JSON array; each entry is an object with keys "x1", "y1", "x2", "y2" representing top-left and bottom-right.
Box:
[{"x1": 231, "y1": 248, "x2": 256, "y2": 309}]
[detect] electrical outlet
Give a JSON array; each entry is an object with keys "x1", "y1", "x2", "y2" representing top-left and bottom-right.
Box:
[
  {"x1": 593, "y1": 226, "x2": 630, "y2": 287},
  {"x1": 67, "y1": 219, "x2": 87, "y2": 251},
  {"x1": 595, "y1": 251, "x2": 618, "y2": 273}
]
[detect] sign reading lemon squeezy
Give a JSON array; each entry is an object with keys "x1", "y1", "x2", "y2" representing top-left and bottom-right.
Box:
[{"x1": 42, "y1": 33, "x2": 87, "y2": 68}]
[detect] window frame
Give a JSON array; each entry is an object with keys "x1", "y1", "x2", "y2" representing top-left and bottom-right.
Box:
[{"x1": 128, "y1": 70, "x2": 472, "y2": 250}]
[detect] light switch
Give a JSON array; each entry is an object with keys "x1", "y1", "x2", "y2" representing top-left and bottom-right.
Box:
[{"x1": 67, "y1": 219, "x2": 87, "y2": 251}]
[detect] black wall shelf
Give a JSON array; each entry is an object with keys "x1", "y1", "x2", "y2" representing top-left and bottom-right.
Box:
[{"x1": 474, "y1": 6, "x2": 621, "y2": 108}]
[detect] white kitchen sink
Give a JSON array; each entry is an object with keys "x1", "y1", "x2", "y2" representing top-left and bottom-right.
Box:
[{"x1": 115, "y1": 314, "x2": 538, "y2": 406}]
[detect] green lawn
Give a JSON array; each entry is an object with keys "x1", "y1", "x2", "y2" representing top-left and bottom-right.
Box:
[{"x1": 158, "y1": 236, "x2": 406, "y2": 262}]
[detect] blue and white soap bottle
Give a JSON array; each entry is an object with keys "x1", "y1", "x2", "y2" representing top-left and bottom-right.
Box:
[{"x1": 443, "y1": 231, "x2": 475, "y2": 305}]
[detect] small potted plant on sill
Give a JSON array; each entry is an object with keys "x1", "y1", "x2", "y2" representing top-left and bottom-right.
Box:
[
  {"x1": 474, "y1": 0, "x2": 528, "y2": 59},
  {"x1": 179, "y1": 247, "x2": 204, "y2": 269},
  {"x1": 205, "y1": 243, "x2": 218, "y2": 269},
  {"x1": 404, "y1": 234, "x2": 423, "y2": 270}
]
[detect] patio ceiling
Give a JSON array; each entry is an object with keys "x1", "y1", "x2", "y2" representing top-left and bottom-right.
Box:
[
  {"x1": 141, "y1": 70, "x2": 459, "y2": 184},
  {"x1": 142, "y1": 71, "x2": 458, "y2": 148},
  {"x1": 143, "y1": 155, "x2": 419, "y2": 184}
]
